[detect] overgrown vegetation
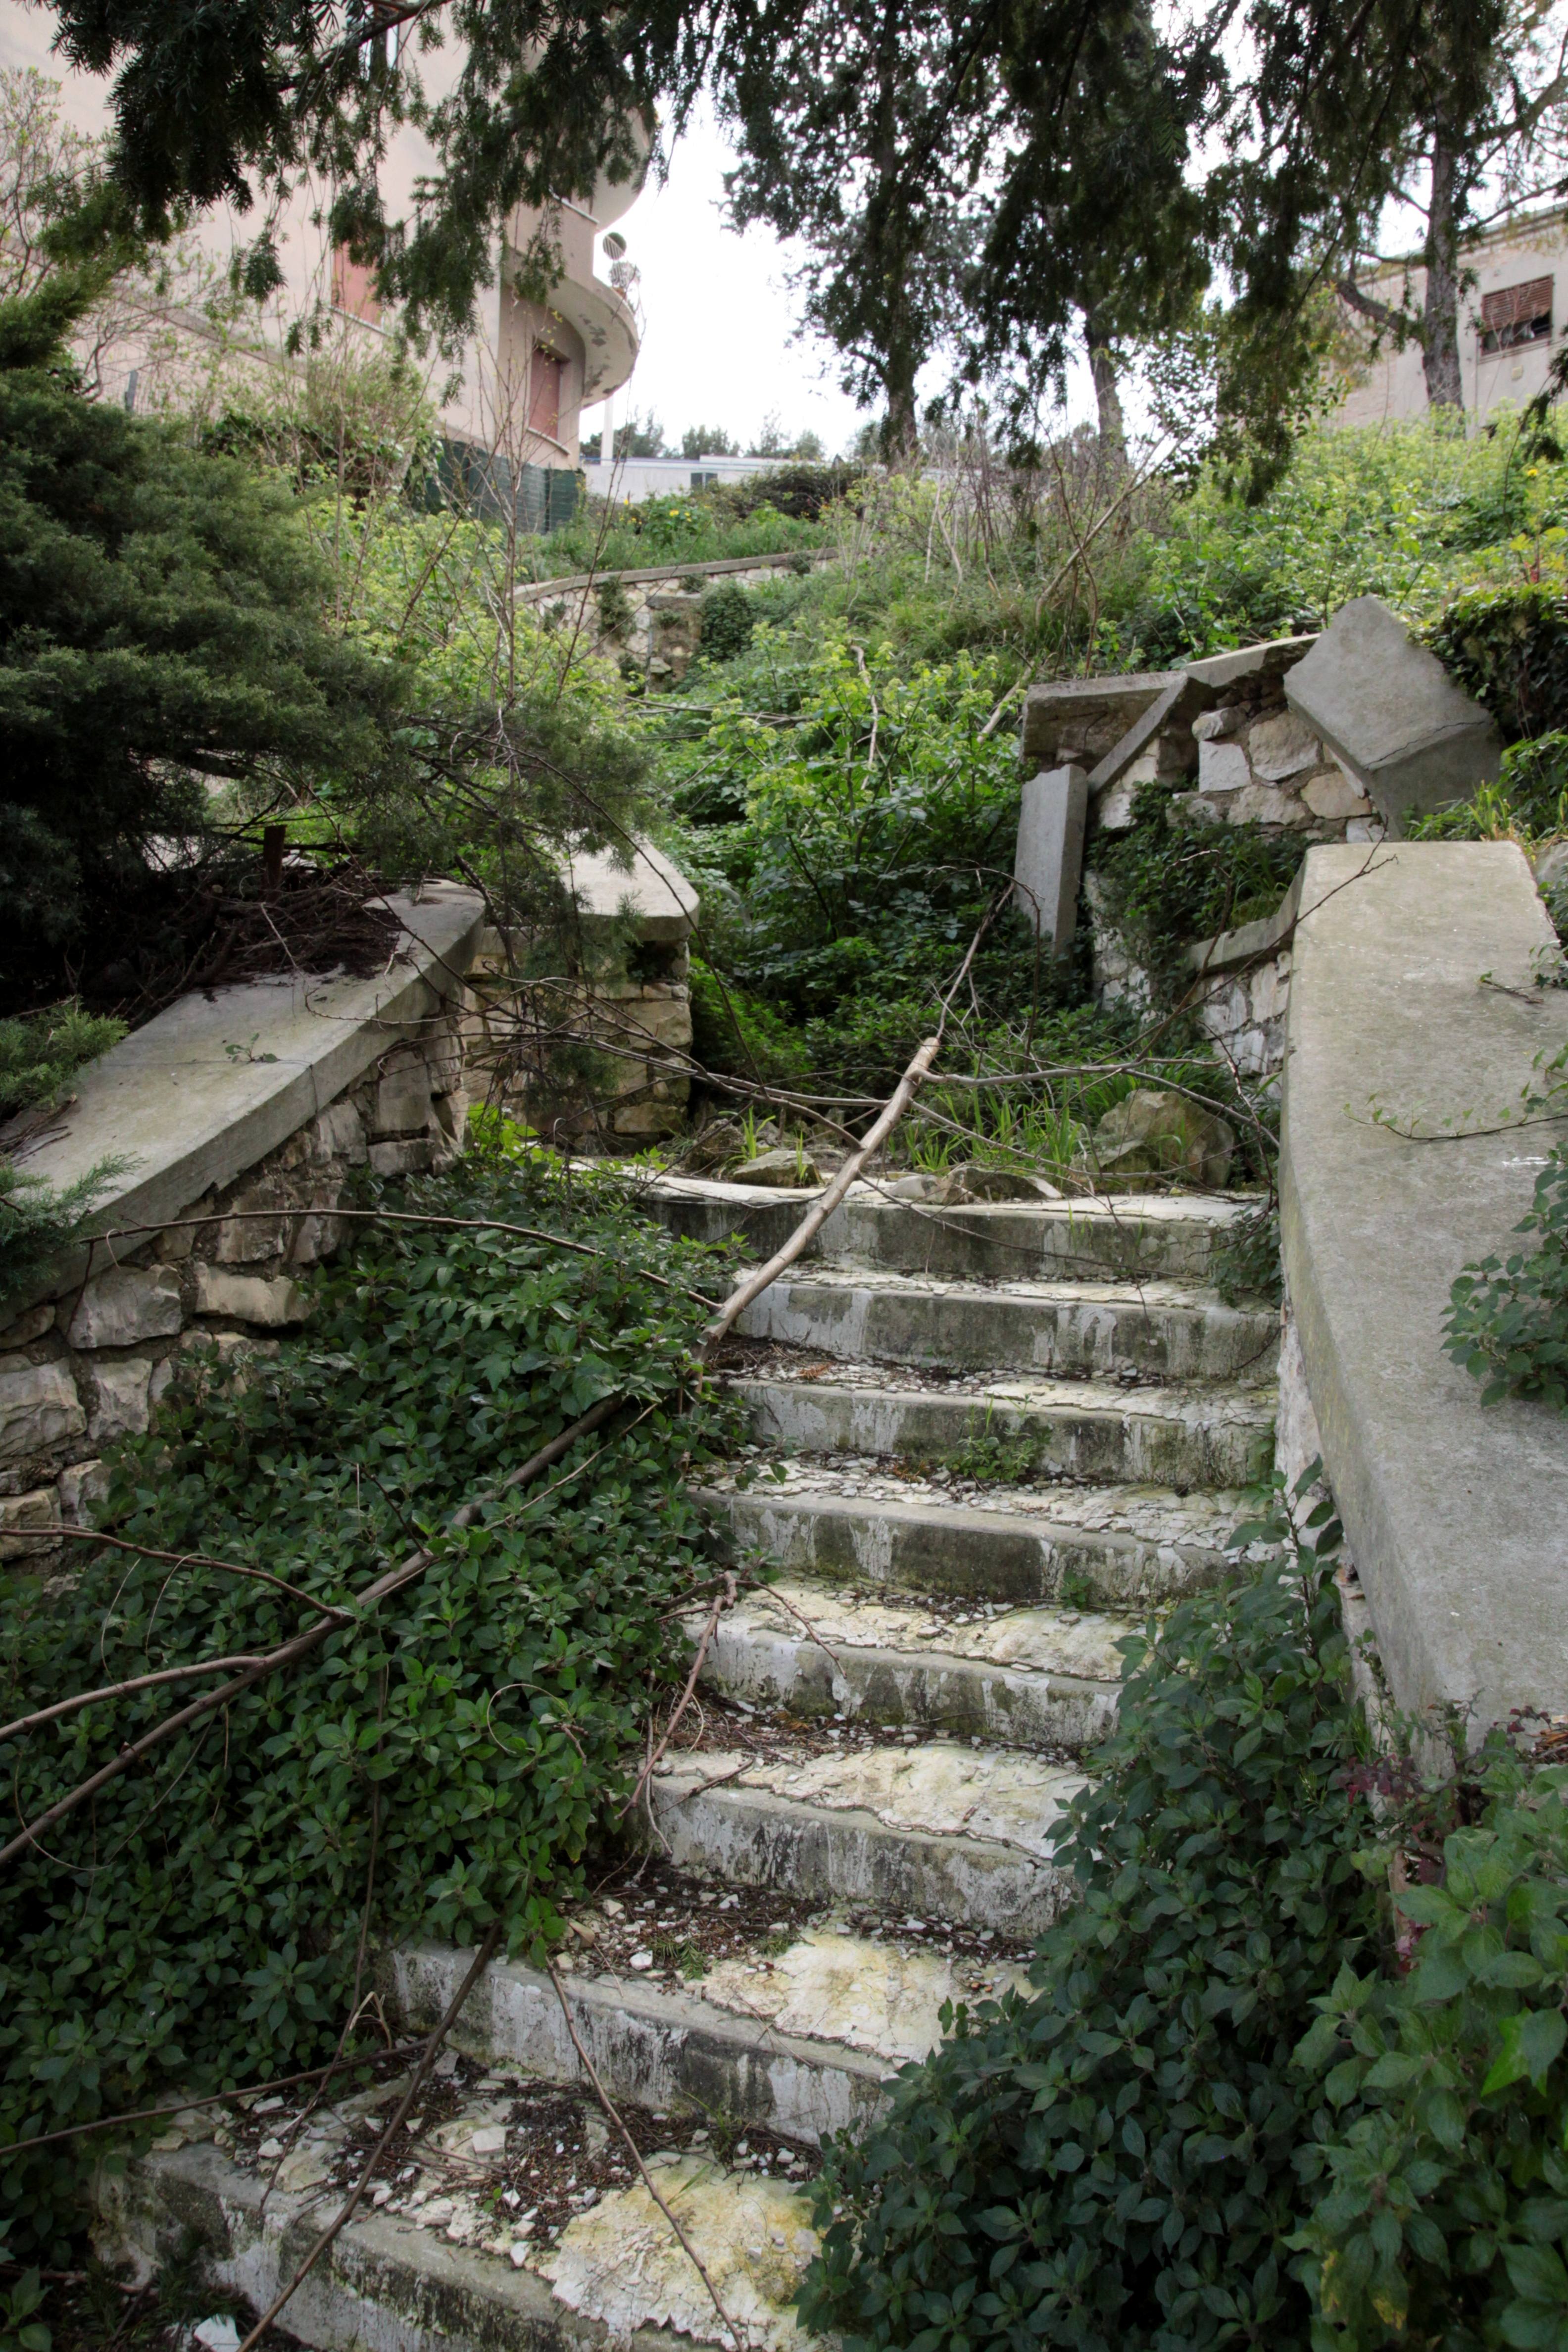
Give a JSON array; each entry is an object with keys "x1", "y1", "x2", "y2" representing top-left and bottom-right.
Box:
[
  {"x1": 0, "y1": 1003, "x2": 124, "y2": 1117},
  {"x1": 1444, "y1": 1144, "x2": 1568, "y2": 1409},
  {"x1": 0, "y1": 1142, "x2": 735, "y2": 2264},
  {"x1": 802, "y1": 1485, "x2": 1377, "y2": 2352}
]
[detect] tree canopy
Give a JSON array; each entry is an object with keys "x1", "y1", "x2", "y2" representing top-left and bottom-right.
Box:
[{"x1": 38, "y1": 0, "x2": 1515, "y2": 445}]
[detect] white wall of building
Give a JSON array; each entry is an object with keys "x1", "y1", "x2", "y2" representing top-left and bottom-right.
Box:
[{"x1": 1339, "y1": 207, "x2": 1568, "y2": 427}]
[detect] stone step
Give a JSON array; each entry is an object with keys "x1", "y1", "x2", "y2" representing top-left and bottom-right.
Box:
[
  {"x1": 693, "y1": 1576, "x2": 1126, "y2": 1749},
  {"x1": 648, "y1": 1174, "x2": 1249, "y2": 1284},
  {"x1": 103, "y1": 2112, "x2": 817, "y2": 2352},
  {"x1": 645, "y1": 1739, "x2": 1084, "y2": 1934},
  {"x1": 387, "y1": 1914, "x2": 1029, "y2": 2148},
  {"x1": 734, "y1": 1266, "x2": 1277, "y2": 1385},
  {"x1": 731, "y1": 1368, "x2": 1275, "y2": 1492},
  {"x1": 706, "y1": 1473, "x2": 1242, "y2": 1607}
]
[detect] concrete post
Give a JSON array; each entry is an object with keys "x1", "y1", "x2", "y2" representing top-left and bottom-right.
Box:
[{"x1": 1014, "y1": 765, "x2": 1089, "y2": 952}]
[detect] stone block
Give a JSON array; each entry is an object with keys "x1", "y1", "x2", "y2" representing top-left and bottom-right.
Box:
[
  {"x1": 0, "y1": 1302, "x2": 53, "y2": 1348},
  {"x1": 1020, "y1": 674, "x2": 1174, "y2": 770},
  {"x1": 1014, "y1": 766, "x2": 1089, "y2": 951},
  {"x1": 373, "y1": 1048, "x2": 434, "y2": 1139},
  {"x1": 1303, "y1": 766, "x2": 1374, "y2": 821},
  {"x1": 369, "y1": 1137, "x2": 434, "y2": 1178},
  {"x1": 310, "y1": 1099, "x2": 369, "y2": 1166},
  {"x1": 0, "y1": 1487, "x2": 58, "y2": 1559},
  {"x1": 58, "y1": 1457, "x2": 110, "y2": 1523},
  {"x1": 1197, "y1": 739, "x2": 1251, "y2": 795},
  {"x1": 1284, "y1": 595, "x2": 1500, "y2": 833},
  {"x1": 84, "y1": 1357, "x2": 153, "y2": 1443},
  {"x1": 1247, "y1": 707, "x2": 1323, "y2": 782},
  {"x1": 67, "y1": 1265, "x2": 183, "y2": 1350},
  {"x1": 564, "y1": 837, "x2": 699, "y2": 943},
  {"x1": 193, "y1": 1268, "x2": 310, "y2": 1327},
  {"x1": 1185, "y1": 633, "x2": 1317, "y2": 689},
  {"x1": 285, "y1": 1211, "x2": 348, "y2": 1266},
  {"x1": 0, "y1": 1360, "x2": 85, "y2": 1464}
]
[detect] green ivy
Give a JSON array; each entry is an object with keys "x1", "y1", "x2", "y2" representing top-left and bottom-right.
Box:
[
  {"x1": 1444, "y1": 1144, "x2": 1568, "y2": 1409},
  {"x1": 801, "y1": 1488, "x2": 1377, "y2": 2352},
  {"x1": 1294, "y1": 1751, "x2": 1568, "y2": 2352},
  {"x1": 1090, "y1": 785, "x2": 1307, "y2": 1006},
  {"x1": 0, "y1": 1146, "x2": 735, "y2": 2263},
  {"x1": 1428, "y1": 587, "x2": 1568, "y2": 745}
]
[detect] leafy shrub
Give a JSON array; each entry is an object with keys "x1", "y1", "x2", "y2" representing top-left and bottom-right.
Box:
[
  {"x1": 0, "y1": 1146, "x2": 735, "y2": 2261},
  {"x1": 1429, "y1": 586, "x2": 1568, "y2": 744},
  {"x1": 688, "y1": 956, "x2": 812, "y2": 1085},
  {"x1": 802, "y1": 1492, "x2": 1378, "y2": 2352},
  {"x1": 0, "y1": 1158, "x2": 126, "y2": 1309},
  {"x1": 1406, "y1": 735, "x2": 1568, "y2": 846},
  {"x1": 595, "y1": 576, "x2": 635, "y2": 639},
  {"x1": 698, "y1": 580, "x2": 757, "y2": 661},
  {"x1": 0, "y1": 1002, "x2": 124, "y2": 1116},
  {"x1": 1091, "y1": 785, "x2": 1307, "y2": 1002},
  {"x1": 1443, "y1": 1143, "x2": 1568, "y2": 1408},
  {"x1": 1294, "y1": 1751, "x2": 1568, "y2": 2352}
]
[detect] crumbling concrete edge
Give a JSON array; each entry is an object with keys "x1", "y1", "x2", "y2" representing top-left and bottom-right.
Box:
[{"x1": 97, "y1": 2140, "x2": 702, "y2": 2352}]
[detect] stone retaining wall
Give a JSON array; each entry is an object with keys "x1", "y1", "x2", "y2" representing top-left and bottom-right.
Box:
[
  {"x1": 0, "y1": 885, "x2": 485, "y2": 1562},
  {"x1": 522, "y1": 557, "x2": 821, "y2": 686}
]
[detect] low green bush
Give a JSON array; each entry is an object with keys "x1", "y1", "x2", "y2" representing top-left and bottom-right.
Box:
[
  {"x1": 698, "y1": 580, "x2": 757, "y2": 661},
  {"x1": 1090, "y1": 784, "x2": 1307, "y2": 1003},
  {"x1": 0, "y1": 1143, "x2": 736, "y2": 2262},
  {"x1": 1429, "y1": 586, "x2": 1568, "y2": 745},
  {"x1": 1295, "y1": 1753, "x2": 1568, "y2": 2352},
  {"x1": 0, "y1": 1002, "x2": 125, "y2": 1117}
]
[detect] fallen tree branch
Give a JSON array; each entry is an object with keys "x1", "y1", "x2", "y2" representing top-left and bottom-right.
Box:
[
  {"x1": 0, "y1": 1393, "x2": 627, "y2": 1872},
  {"x1": 619, "y1": 1571, "x2": 736, "y2": 1821},
  {"x1": 546, "y1": 1960, "x2": 750, "y2": 2350},
  {"x1": 700, "y1": 905, "x2": 999, "y2": 1361},
  {"x1": 236, "y1": 1919, "x2": 504, "y2": 2352},
  {"x1": 35, "y1": 1527, "x2": 354, "y2": 1621},
  {"x1": 0, "y1": 1654, "x2": 270, "y2": 1746},
  {"x1": 2, "y1": 2044, "x2": 429, "y2": 2157}
]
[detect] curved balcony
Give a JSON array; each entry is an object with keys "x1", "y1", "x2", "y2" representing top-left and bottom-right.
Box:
[{"x1": 543, "y1": 266, "x2": 641, "y2": 404}]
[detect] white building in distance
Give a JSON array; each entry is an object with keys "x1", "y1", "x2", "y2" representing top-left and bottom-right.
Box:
[{"x1": 1338, "y1": 204, "x2": 1568, "y2": 426}]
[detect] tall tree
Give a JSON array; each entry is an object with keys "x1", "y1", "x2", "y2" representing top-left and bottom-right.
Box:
[
  {"x1": 31, "y1": 0, "x2": 1525, "y2": 443},
  {"x1": 1335, "y1": 0, "x2": 1568, "y2": 408}
]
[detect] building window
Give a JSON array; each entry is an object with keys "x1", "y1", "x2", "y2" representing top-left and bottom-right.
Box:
[
  {"x1": 1480, "y1": 277, "x2": 1553, "y2": 354},
  {"x1": 690, "y1": 470, "x2": 718, "y2": 487},
  {"x1": 530, "y1": 349, "x2": 564, "y2": 441},
  {"x1": 331, "y1": 245, "x2": 381, "y2": 324}
]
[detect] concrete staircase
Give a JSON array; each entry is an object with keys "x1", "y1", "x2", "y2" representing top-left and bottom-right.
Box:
[{"x1": 109, "y1": 1175, "x2": 1277, "y2": 2352}]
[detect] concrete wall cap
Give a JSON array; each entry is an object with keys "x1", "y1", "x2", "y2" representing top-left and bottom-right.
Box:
[
  {"x1": 13, "y1": 882, "x2": 485, "y2": 1300},
  {"x1": 1281, "y1": 839, "x2": 1568, "y2": 1732}
]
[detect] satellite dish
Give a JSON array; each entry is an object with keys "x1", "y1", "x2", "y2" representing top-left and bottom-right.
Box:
[{"x1": 602, "y1": 232, "x2": 628, "y2": 260}]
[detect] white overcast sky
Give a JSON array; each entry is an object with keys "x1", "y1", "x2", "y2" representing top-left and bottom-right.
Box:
[{"x1": 583, "y1": 107, "x2": 876, "y2": 456}]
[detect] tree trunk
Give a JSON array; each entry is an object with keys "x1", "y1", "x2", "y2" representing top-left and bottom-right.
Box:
[
  {"x1": 1084, "y1": 308, "x2": 1126, "y2": 462},
  {"x1": 1422, "y1": 136, "x2": 1464, "y2": 411}
]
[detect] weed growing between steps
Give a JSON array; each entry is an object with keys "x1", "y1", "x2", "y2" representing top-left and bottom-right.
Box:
[
  {"x1": 0, "y1": 1143, "x2": 739, "y2": 2266},
  {"x1": 801, "y1": 1488, "x2": 1380, "y2": 2352}
]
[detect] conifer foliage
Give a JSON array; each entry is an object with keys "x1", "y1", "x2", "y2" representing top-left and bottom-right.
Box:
[{"x1": 0, "y1": 266, "x2": 401, "y2": 1002}]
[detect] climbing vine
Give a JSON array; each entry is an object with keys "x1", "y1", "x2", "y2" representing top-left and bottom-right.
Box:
[{"x1": 0, "y1": 1143, "x2": 737, "y2": 2263}]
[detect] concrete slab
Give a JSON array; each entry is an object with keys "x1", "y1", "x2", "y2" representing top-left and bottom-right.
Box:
[
  {"x1": 1020, "y1": 674, "x2": 1175, "y2": 771},
  {"x1": 1281, "y1": 841, "x2": 1568, "y2": 1730},
  {"x1": 562, "y1": 837, "x2": 699, "y2": 942},
  {"x1": 697, "y1": 1578, "x2": 1125, "y2": 1745},
  {"x1": 1014, "y1": 767, "x2": 1089, "y2": 949},
  {"x1": 1284, "y1": 597, "x2": 1500, "y2": 834},
  {"x1": 732, "y1": 1371, "x2": 1276, "y2": 1490},
  {"x1": 706, "y1": 1480, "x2": 1241, "y2": 1606},
  {"x1": 733, "y1": 1267, "x2": 1277, "y2": 1383},
  {"x1": 14, "y1": 883, "x2": 484, "y2": 1275},
  {"x1": 649, "y1": 1743, "x2": 1084, "y2": 1931},
  {"x1": 643, "y1": 1177, "x2": 1252, "y2": 1284},
  {"x1": 697, "y1": 1927, "x2": 1029, "y2": 2061}
]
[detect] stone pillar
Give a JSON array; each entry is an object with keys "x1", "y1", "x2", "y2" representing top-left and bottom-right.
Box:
[{"x1": 1014, "y1": 765, "x2": 1088, "y2": 951}]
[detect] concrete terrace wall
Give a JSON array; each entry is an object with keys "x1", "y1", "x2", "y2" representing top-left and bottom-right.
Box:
[
  {"x1": 0, "y1": 884, "x2": 485, "y2": 1561},
  {"x1": 1280, "y1": 841, "x2": 1568, "y2": 1732}
]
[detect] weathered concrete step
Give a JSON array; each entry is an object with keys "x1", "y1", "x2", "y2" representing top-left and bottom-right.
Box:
[
  {"x1": 102, "y1": 2136, "x2": 816, "y2": 2352},
  {"x1": 648, "y1": 1174, "x2": 1249, "y2": 1284},
  {"x1": 387, "y1": 1923, "x2": 1026, "y2": 2147},
  {"x1": 735, "y1": 1267, "x2": 1277, "y2": 1384},
  {"x1": 706, "y1": 1477, "x2": 1241, "y2": 1607},
  {"x1": 646, "y1": 1741, "x2": 1084, "y2": 1933},
  {"x1": 732, "y1": 1370, "x2": 1275, "y2": 1492},
  {"x1": 694, "y1": 1576, "x2": 1126, "y2": 1749}
]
